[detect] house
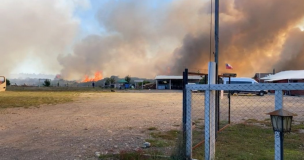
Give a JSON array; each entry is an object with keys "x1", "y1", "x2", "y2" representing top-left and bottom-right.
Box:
[
  {"x1": 261, "y1": 70, "x2": 304, "y2": 95},
  {"x1": 253, "y1": 73, "x2": 273, "y2": 83}
]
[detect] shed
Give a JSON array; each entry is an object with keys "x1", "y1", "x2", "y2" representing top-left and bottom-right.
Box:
[{"x1": 155, "y1": 75, "x2": 202, "y2": 90}]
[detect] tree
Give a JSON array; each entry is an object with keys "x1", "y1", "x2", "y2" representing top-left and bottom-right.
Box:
[
  {"x1": 199, "y1": 76, "x2": 208, "y2": 84},
  {"x1": 125, "y1": 75, "x2": 131, "y2": 84},
  {"x1": 105, "y1": 78, "x2": 111, "y2": 85},
  {"x1": 110, "y1": 77, "x2": 116, "y2": 85},
  {"x1": 43, "y1": 79, "x2": 51, "y2": 87},
  {"x1": 6, "y1": 79, "x2": 11, "y2": 86},
  {"x1": 143, "y1": 80, "x2": 150, "y2": 85}
]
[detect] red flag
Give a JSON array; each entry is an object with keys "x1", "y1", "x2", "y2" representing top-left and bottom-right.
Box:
[{"x1": 226, "y1": 63, "x2": 233, "y2": 69}]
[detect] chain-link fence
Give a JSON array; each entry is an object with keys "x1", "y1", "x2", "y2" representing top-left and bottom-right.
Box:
[{"x1": 185, "y1": 83, "x2": 304, "y2": 159}]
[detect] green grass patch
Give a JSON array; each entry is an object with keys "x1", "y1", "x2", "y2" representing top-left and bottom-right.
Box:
[
  {"x1": 147, "y1": 127, "x2": 158, "y2": 131},
  {"x1": 0, "y1": 91, "x2": 79, "y2": 108},
  {"x1": 192, "y1": 123, "x2": 304, "y2": 160},
  {"x1": 145, "y1": 139, "x2": 170, "y2": 147},
  {"x1": 151, "y1": 130, "x2": 180, "y2": 140},
  {"x1": 99, "y1": 149, "x2": 170, "y2": 160}
]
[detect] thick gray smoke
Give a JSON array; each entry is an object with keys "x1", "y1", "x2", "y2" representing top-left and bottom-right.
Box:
[
  {"x1": 2, "y1": 0, "x2": 303, "y2": 79},
  {"x1": 0, "y1": 0, "x2": 84, "y2": 76},
  {"x1": 275, "y1": 28, "x2": 304, "y2": 71},
  {"x1": 59, "y1": 0, "x2": 304, "y2": 80},
  {"x1": 58, "y1": 0, "x2": 211, "y2": 80},
  {"x1": 172, "y1": 0, "x2": 304, "y2": 76}
]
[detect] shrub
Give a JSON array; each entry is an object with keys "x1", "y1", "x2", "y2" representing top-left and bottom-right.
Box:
[{"x1": 43, "y1": 79, "x2": 51, "y2": 87}]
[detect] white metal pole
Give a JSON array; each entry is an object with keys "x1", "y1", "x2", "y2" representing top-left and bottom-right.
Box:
[{"x1": 275, "y1": 90, "x2": 283, "y2": 160}]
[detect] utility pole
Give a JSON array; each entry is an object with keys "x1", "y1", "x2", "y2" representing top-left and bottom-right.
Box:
[
  {"x1": 214, "y1": 0, "x2": 220, "y2": 136},
  {"x1": 215, "y1": 0, "x2": 219, "y2": 66}
]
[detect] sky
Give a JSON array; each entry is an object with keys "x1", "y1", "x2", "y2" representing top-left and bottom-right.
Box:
[{"x1": 1, "y1": 0, "x2": 304, "y2": 80}]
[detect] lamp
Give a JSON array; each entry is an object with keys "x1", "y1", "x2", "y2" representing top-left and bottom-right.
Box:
[
  {"x1": 267, "y1": 109, "x2": 297, "y2": 160},
  {"x1": 267, "y1": 109, "x2": 297, "y2": 133}
]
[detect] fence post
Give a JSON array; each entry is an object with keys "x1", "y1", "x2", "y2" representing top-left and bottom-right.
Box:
[
  {"x1": 228, "y1": 77, "x2": 231, "y2": 124},
  {"x1": 185, "y1": 85, "x2": 192, "y2": 159},
  {"x1": 205, "y1": 89, "x2": 210, "y2": 159},
  {"x1": 183, "y1": 69, "x2": 188, "y2": 159},
  {"x1": 205, "y1": 62, "x2": 216, "y2": 160},
  {"x1": 274, "y1": 90, "x2": 283, "y2": 160}
]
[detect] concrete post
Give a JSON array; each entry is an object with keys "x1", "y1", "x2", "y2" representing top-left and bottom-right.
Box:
[{"x1": 205, "y1": 62, "x2": 216, "y2": 160}]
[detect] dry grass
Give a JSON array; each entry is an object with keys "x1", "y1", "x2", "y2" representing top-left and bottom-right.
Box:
[
  {"x1": 0, "y1": 91, "x2": 79, "y2": 108},
  {"x1": 0, "y1": 86, "x2": 116, "y2": 109}
]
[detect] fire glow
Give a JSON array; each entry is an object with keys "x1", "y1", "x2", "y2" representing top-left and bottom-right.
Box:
[{"x1": 82, "y1": 71, "x2": 103, "y2": 82}]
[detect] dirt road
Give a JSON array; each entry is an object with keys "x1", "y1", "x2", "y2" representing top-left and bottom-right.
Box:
[{"x1": 0, "y1": 92, "x2": 182, "y2": 160}]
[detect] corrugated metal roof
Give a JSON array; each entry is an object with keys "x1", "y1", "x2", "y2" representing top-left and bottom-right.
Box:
[
  {"x1": 261, "y1": 70, "x2": 304, "y2": 81},
  {"x1": 155, "y1": 75, "x2": 202, "y2": 80}
]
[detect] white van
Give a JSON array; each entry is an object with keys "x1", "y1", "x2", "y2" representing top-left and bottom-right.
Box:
[
  {"x1": 0, "y1": 76, "x2": 6, "y2": 91},
  {"x1": 222, "y1": 77, "x2": 267, "y2": 96},
  {"x1": 188, "y1": 83, "x2": 198, "y2": 92}
]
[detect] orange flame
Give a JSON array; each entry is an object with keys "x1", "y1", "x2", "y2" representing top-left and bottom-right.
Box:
[{"x1": 82, "y1": 71, "x2": 103, "y2": 82}]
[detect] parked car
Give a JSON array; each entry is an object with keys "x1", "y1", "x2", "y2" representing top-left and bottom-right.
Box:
[{"x1": 221, "y1": 77, "x2": 267, "y2": 96}]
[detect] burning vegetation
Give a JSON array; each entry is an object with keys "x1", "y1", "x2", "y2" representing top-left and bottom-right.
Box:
[{"x1": 82, "y1": 71, "x2": 103, "y2": 82}]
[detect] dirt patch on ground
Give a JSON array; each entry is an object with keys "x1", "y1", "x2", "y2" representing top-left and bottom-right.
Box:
[{"x1": 0, "y1": 92, "x2": 182, "y2": 160}]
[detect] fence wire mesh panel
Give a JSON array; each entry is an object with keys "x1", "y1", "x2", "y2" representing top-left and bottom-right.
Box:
[
  {"x1": 191, "y1": 91, "x2": 205, "y2": 148},
  {"x1": 219, "y1": 91, "x2": 229, "y2": 129},
  {"x1": 186, "y1": 83, "x2": 304, "y2": 159}
]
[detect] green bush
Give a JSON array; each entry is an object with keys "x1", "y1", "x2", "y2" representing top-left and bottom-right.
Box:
[
  {"x1": 6, "y1": 79, "x2": 11, "y2": 86},
  {"x1": 43, "y1": 79, "x2": 51, "y2": 87}
]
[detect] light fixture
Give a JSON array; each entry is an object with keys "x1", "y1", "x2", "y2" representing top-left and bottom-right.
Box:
[
  {"x1": 267, "y1": 109, "x2": 297, "y2": 133},
  {"x1": 267, "y1": 109, "x2": 297, "y2": 160}
]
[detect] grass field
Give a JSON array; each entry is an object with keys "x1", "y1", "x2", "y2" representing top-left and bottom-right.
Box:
[
  {"x1": 0, "y1": 91, "x2": 79, "y2": 108},
  {"x1": 192, "y1": 121, "x2": 304, "y2": 160},
  {"x1": 0, "y1": 86, "x2": 111, "y2": 108},
  {"x1": 98, "y1": 121, "x2": 304, "y2": 159}
]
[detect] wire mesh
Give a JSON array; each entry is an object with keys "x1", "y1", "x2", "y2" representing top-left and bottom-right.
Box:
[
  {"x1": 191, "y1": 91, "x2": 205, "y2": 148},
  {"x1": 186, "y1": 83, "x2": 304, "y2": 159}
]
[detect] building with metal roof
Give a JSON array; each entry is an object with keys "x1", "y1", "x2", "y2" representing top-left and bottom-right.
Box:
[
  {"x1": 261, "y1": 70, "x2": 304, "y2": 96},
  {"x1": 261, "y1": 70, "x2": 304, "y2": 82},
  {"x1": 155, "y1": 75, "x2": 202, "y2": 90}
]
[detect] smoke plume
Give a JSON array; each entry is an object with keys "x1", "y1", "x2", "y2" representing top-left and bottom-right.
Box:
[
  {"x1": 275, "y1": 28, "x2": 304, "y2": 71},
  {"x1": 0, "y1": 0, "x2": 85, "y2": 76},
  {"x1": 59, "y1": 0, "x2": 304, "y2": 80},
  {"x1": 172, "y1": 0, "x2": 304, "y2": 76},
  {"x1": 1, "y1": 0, "x2": 304, "y2": 79}
]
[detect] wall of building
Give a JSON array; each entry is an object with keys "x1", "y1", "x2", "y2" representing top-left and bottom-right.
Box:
[{"x1": 269, "y1": 79, "x2": 304, "y2": 95}]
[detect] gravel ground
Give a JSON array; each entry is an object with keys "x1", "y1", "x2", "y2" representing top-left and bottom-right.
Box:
[
  {"x1": 0, "y1": 91, "x2": 182, "y2": 160},
  {"x1": 1, "y1": 91, "x2": 303, "y2": 160}
]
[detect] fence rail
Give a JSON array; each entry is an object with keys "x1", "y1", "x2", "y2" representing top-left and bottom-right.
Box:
[{"x1": 186, "y1": 83, "x2": 304, "y2": 90}]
